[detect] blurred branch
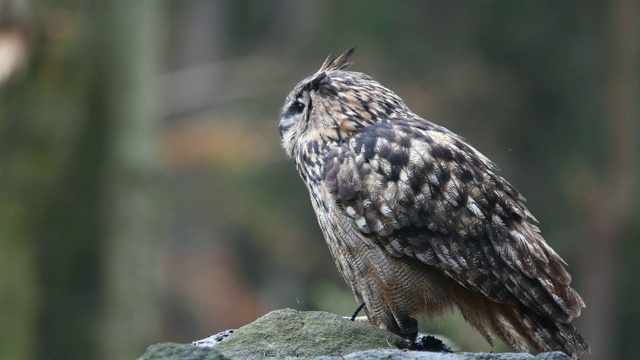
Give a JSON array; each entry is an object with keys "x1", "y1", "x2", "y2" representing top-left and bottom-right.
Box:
[
  {"x1": 160, "y1": 0, "x2": 323, "y2": 122},
  {"x1": 160, "y1": 55, "x2": 285, "y2": 120}
]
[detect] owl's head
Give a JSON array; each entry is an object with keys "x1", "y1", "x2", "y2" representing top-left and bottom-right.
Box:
[{"x1": 279, "y1": 48, "x2": 409, "y2": 158}]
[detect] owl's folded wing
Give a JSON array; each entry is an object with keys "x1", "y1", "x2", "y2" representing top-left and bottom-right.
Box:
[{"x1": 323, "y1": 118, "x2": 584, "y2": 323}]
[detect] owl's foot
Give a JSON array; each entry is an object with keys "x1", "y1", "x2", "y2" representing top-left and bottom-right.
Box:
[
  {"x1": 396, "y1": 316, "x2": 452, "y2": 353},
  {"x1": 409, "y1": 333, "x2": 453, "y2": 353},
  {"x1": 397, "y1": 316, "x2": 419, "y2": 340}
]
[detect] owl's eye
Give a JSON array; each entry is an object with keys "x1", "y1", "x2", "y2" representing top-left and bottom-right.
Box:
[
  {"x1": 283, "y1": 96, "x2": 308, "y2": 118},
  {"x1": 292, "y1": 100, "x2": 305, "y2": 114}
]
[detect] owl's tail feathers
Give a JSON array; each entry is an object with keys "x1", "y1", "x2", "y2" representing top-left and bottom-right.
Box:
[{"x1": 494, "y1": 304, "x2": 590, "y2": 359}]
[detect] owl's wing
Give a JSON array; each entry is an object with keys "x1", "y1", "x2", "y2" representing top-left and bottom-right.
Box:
[{"x1": 323, "y1": 118, "x2": 584, "y2": 322}]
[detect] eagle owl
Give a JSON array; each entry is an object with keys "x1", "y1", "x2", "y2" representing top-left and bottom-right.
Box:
[{"x1": 278, "y1": 48, "x2": 589, "y2": 359}]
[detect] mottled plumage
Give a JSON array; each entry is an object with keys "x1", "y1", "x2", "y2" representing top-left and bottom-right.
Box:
[{"x1": 279, "y1": 48, "x2": 589, "y2": 358}]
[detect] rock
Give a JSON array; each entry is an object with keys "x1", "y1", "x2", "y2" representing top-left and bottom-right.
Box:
[
  {"x1": 138, "y1": 309, "x2": 571, "y2": 360},
  {"x1": 316, "y1": 349, "x2": 571, "y2": 359},
  {"x1": 213, "y1": 308, "x2": 407, "y2": 359},
  {"x1": 192, "y1": 329, "x2": 235, "y2": 346},
  {"x1": 138, "y1": 343, "x2": 229, "y2": 360}
]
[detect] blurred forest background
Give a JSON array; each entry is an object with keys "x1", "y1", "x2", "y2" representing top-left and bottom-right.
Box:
[{"x1": 0, "y1": 1, "x2": 638, "y2": 359}]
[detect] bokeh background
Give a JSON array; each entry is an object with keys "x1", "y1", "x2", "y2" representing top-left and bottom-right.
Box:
[{"x1": 0, "y1": 1, "x2": 638, "y2": 359}]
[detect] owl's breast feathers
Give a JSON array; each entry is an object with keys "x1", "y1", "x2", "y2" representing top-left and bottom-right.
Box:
[{"x1": 316, "y1": 117, "x2": 585, "y2": 324}]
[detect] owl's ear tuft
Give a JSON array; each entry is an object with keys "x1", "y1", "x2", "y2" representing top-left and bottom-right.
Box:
[
  {"x1": 306, "y1": 72, "x2": 339, "y2": 97},
  {"x1": 307, "y1": 72, "x2": 331, "y2": 92},
  {"x1": 318, "y1": 47, "x2": 356, "y2": 73}
]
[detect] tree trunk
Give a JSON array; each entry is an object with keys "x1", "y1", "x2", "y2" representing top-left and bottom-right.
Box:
[
  {"x1": 578, "y1": 0, "x2": 639, "y2": 358},
  {"x1": 0, "y1": 1, "x2": 164, "y2": 359},
  {"x1": 98, "y1": 1, "x2": 164, "y2": 359}
]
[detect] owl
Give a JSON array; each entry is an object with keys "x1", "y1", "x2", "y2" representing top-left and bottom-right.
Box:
[{"x1": 278, "y1": 48, "x2": 589, "y2": 359}]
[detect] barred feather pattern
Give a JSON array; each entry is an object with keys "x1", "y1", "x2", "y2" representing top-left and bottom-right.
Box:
[{"x1": 279, "y1": 48, "x2": 589, "y2": 359}]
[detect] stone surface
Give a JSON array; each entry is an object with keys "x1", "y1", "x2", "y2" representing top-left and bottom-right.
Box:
[
  {"x1": 138, "y1": 309, "x2": 571, "y2": 360},
  {"x1": 316, "y1": 349, "x2": 571, "y2": 359},
  {"x1": 213, "y1": 308, "x2": 406, "y2": 359},
  {"x1": 138, "y1": 343, "x2": 229, "y2": 360}
]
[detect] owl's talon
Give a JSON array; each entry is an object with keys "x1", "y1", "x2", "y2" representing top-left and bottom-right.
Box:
[{"x1": 409, "y1": 333, "x2": 453, "y2": 353}]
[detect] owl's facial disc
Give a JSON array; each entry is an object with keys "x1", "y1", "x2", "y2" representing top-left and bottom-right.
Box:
[
  {"x1": 279, "y1": 85, "x2": 308, "y2": 157},
  {"x1": 279, "y1": 72, "x2": 329, "y2": 158}
]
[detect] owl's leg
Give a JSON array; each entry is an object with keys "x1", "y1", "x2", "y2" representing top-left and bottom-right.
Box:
[{"x1": 349, "y1": 302, "x2": 366, "y2": 321}]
